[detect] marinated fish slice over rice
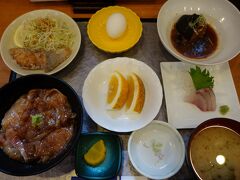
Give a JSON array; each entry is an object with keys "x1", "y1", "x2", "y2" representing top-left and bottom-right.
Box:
[{"x1": 0, "y1": 89, "x2": 75, "y2": 163}]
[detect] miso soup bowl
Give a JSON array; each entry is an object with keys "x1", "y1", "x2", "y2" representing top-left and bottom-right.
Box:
[
  {"x1": 187, "y1": 118, "x2": 240, "y2": 179},
  {"x1": 157, "y1": 0, "x2": 240, "y2": 65}
]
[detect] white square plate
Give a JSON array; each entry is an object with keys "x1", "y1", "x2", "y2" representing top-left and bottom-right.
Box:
[{"x1": 160, "y1": 62, "x2": 240, "y2": 129}]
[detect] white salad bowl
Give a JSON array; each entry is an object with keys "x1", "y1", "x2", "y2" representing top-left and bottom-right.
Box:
[
  {"x1": 157, "y1": 0, "x2": 240, "y2": 65},
  {"x1": 0, "y1": 9, "x2": 81, "y2": 75}
]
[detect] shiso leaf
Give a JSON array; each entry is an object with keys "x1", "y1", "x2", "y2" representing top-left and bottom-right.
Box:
[{"x1": 189, "y1": 66, "x2": 214, "y2": 90}]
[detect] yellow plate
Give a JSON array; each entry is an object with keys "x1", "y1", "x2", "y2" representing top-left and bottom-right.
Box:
[{"x1": 87, "y1": 6, "x2": 142, "y2": 53}]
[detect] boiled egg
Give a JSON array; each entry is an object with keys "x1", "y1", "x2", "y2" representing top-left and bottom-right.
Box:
[{"x1": 106, "y1": 13, "x2": 127, "y2": 39}]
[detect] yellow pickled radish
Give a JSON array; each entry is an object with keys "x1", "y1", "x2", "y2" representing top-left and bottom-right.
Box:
[{"x1": 84, "y1": 140, "x2": 106, "y2": 166}]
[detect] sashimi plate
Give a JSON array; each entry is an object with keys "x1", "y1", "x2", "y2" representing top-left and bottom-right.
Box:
[
  {"x1": 160, "y1": 62, "x2": 240, "y2": 129},
  {"x1": 82, "y1": 57, "x2": 163, "y2": 132}
]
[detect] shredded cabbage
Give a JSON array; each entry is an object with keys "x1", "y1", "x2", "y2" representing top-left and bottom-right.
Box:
[{"x1": 20, "y1": 16, "x2": 74, "y2": 51}]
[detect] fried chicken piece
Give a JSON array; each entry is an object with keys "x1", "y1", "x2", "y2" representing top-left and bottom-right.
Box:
[
  {"x1": 9, "y1": 48, "x2": 71, "y2": 72},
  {"x1": 10, "y1": 48, "x2": 46, "y2": 70}
]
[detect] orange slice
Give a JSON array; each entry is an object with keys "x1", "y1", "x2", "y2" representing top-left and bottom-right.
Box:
[
  {"x1": 126, "y1": 73, "x2": 145, "y2": 113},
  {"x1": 84, "y1": 140, "x2": 106, "y2": 166},
  {"x1": 107, "y1": 71, "x2": 128, "y2": 109},
  {"x1": 126, "y1": 74, "x2": 134, "y2": 109}
]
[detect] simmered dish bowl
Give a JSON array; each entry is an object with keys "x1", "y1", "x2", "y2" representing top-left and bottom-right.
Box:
[
  {"x1": 188, "y1": 118, "x2": 240, "y2": 179},
  {"x1": 0, "y1": 75, "x2": 82, "y2": 176},
  {"x1": 157, "y1": 0, "x2": 240, "y2": 65}
]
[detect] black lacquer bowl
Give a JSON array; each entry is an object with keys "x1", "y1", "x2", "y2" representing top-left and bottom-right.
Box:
[
  {"x1": 0, "y1": 74, "x2": 83, "y2": 176},
  {"x1": 188, "y1": 118, "x2": 240, "y2": 179}
]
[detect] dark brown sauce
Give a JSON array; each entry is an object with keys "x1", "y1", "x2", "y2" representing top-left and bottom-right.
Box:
[{"x1": 171, "y1": 24, "x2": 218, "y2": 59}]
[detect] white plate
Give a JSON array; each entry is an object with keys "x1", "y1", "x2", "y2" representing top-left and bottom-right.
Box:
[
  {"x1": 128, "y1": 120, "x2": 185, "y2": 179},
  {"x1": 157, "y1": 0, "x2": 240, "y2": 65},
  {"x1": 160, "y1": 62, "x2": 240, "y2": 129},
  {"x1": 82, "y1": 57, "x2": 163, "y2": 132},
  {"x1": 0, "y1": 9, "x2": 81, "y2": 75}
]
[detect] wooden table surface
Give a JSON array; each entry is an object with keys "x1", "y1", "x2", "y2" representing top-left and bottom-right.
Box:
[{"x1": 0, "y1": 0, "x2": 239, "y2": 101}]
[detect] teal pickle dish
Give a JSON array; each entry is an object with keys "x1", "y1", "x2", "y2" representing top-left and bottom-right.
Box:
[{"x1": 75, "y1": 132, "x2": 122, "y2": 179}]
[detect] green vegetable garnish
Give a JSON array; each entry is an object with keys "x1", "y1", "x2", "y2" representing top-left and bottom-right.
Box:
[
  {"x1": 188, "y1": 14, "x2": 206, "y2": 34},
  {"x1": 189, "y1": 66, "x2": 214, "y2": 90},
  {"x1": 152, "y1": 140, "x2": 163, "y2": 155},
  {"x1": 31, "y1": 114, "x2": 43, "y2": 127},
  {"x1": 219, "y1": 105, "x2": 230, "y2": 115}
]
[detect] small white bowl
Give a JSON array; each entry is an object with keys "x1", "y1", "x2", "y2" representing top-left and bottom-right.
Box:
[
  {"x1": 157, "y1": 0, "x2": 240, "y2": 65},
  {"x1": 128, "y1": 120, "x2": 185, "y2": 179},
  {"x1": 0, "y1": 9, "x2": 81, "y2": 75}
]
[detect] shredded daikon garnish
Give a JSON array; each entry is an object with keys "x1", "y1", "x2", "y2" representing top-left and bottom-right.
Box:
[{"x1": 20, "y1": 16, "x2": 74, "y2": 51}]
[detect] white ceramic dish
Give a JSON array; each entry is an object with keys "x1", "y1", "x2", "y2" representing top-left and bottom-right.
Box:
[
  {"x1": 160, "y1": 62, "x2": 240, "y2": 129},
  {"x1": 82, "y1": 57, "x2": 163, "y2": 132},
  {"x1": 157, "y1": 0, "x2": 240, "y2": 65},
  {"x1": 0, "y1": 9, "x2": 81, "y2": 75},
  {"x1": 128, "y1": 120, "x2": 185, "y2": 179}
]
